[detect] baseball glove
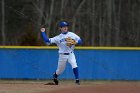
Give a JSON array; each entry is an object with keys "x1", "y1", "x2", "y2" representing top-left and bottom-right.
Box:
[{"x1": 65, "y1": 37, "x2": 77, "y2": 46}]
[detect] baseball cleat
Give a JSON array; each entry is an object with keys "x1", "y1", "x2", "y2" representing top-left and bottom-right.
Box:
[
  {"x1": 53, "y1": 78, "x2": 59, "y2": 85},
  {"x1": 75, "y1": 80, "x2": 80, "y2": 85},
  {"x1": 53, "y1": 73, "x2": 59, "y2": 85}
]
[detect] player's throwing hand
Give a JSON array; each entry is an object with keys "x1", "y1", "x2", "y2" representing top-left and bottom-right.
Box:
[{"x1": 40, "y1": 28, "x2": 45, "y2": 32}]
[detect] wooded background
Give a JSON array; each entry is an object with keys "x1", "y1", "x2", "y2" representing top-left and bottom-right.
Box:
[{"x1": 0, "y1": 0, "x2": 140, "y2": 46}]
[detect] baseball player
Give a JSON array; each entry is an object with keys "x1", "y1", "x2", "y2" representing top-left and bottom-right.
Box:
[{"x1": 41, "y1": 21, "x2": 82, "y2": 85}]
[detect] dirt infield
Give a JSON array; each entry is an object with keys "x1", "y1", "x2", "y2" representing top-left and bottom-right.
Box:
[{"x1": 0, "y1": 80, "x2": 140, "y2": 93}]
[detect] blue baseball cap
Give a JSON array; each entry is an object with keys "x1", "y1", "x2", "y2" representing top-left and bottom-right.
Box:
[{"x1": 59, "y1": 21, "x2": 69, "y2": 27}]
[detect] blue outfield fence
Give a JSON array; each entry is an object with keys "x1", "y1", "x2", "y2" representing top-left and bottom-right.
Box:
[{"x1": 0, "y1": 46, "x2": 140, "y2": 80}]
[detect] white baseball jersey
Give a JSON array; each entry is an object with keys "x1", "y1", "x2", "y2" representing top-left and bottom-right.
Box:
[{"x1": 49, "y1": 32, "x2": 80, "y2": 53}]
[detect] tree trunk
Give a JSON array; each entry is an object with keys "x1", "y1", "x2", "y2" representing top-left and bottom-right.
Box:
[
  {"x1": 60, "y1": 0, "x2": 65, "y2": 18},
  {"x1": 106, "y1": 0, "x2": 112, "y2": 46},
  {"x1": 72, "y1": 0, "x2": 86, "y2": 32},
  {"x1": 32, "y1": 0, "x2": 46, "y2": 26},
  {"x1": 99, "y1": 1, "x2": 104, "y2": 46},
  {"x1": 136, "y1": 27, "x2": 140, "y2": 46},
  {"x1": 47, "y1": 0, "x2": 55, "y2": 36},
  {"x1": 91, "y1": 0, "x2": 96, "y2": 46},
  {"x1": 114, "y1": 0, "x2": 121, "y2": 46},
  {"x1": 32, "y1": 0, "x2": 45, "y2": 40},
  {"x1": 1, "y1": 0, "x2": 6, "y2": 45}
]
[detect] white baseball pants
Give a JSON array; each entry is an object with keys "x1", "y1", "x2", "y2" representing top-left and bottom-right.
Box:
[{"x1": 56, "y1": 52, "x2": 78, "y2": 75}]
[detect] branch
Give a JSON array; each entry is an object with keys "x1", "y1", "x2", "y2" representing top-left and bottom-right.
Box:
[
  {"x1": 73, "y1": 0, "x2": 86, "y2": 18},
  {"x1": 31, "y1": 1, "x2": 46, "y2": 26}
]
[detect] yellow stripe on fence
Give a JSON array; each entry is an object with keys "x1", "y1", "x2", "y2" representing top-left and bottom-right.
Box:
[
  {"x1": 0, "y1": 46, "x2": 58, "y2": 49},
  {"x1": 0, "y1": 46, "x2": 140, "y2": 50},
  {"x1": 75, "y1": 46, "x2": 140, "y2": 50}
]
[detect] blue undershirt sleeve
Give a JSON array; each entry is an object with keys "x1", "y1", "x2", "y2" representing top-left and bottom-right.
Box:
[
  {"x1": 41, "y1": 32, "x2": 50, "y2": 43},
  {"x1": 77, "y1": 39, "x2": 82, "y2": 45}
]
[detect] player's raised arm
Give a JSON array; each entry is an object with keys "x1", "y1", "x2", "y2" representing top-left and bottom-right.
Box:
[{"x1": 40, "y1": 28, "x2": 50, "y2": 43}]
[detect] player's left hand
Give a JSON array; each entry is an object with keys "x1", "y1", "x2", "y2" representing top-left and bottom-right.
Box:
[{"x1": 65, "y1": 37, "x2": 77, "y2": 46}]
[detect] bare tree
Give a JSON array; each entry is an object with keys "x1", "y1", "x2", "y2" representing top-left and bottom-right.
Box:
[
  {"x1": 72, "y1": 0, "x2": 86, "y2": 32},
  {"x1": 106, "y1": 0, "x2": 112, "y2": 46},
  {"x1": 1, "y1": 0, "x2": 6, "y2": 45},
  {"x1": 31, "y1": 0, "x2": 46, "y2": 40},
  {"x1": 99, "y1": 1, "x2": 105, "y2": 46},
  {"x1": 47, "y1": 0, "x2": 55, "y2": 36},
  {"x1": 114, "y1": 0, "x2": 121, "y2": 46},
  {"x1": 60, "y1": 0, "x2": 65, "y2": 18},
  {"x1": 91, "y1": 0, "x2": 96, "y2": 46}
]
